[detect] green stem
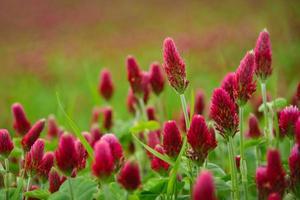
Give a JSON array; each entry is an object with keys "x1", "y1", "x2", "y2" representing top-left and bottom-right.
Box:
[
  {"x1": 227, "y1": 136, "x2": 239, "y2": 200},
  {"x1": 68, "y1": 178, "x2": 74, "y2": 200},
  {"x1": 180, "y1": 94, "x2": 190, "y2": 129},
  {"x1": 4, "y1": 158, "x2": 9, "y2": 200},
  {"x1": 138, "y1": 97, "x2": 147, "y2": 121},
  {"x1": 239, "y1": 106, "x2": 248, "y2": 200},
  {"x1": 25, "y1": 176, "x2": 31, "y2": 200},
  {"x1": 260, "y1": 81, "x2": 270, "y2": 145}
]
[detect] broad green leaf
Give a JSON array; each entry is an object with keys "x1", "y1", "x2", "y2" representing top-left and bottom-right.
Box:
[
  {"x1": 131, "y1": 133, "x2": 174, "y2": 166},
  {"x1": 244, "y1": 138, "x2": 266, "y2": 149},
  {"x1": 207, "y1": 162, "x2": 226, "y2": 177},
  {"x1": 56, "y1": 93, "x2": 93, "y2": 161},
  {"x1": 25, "y1": 189, "x2": 50, "y2": 199},
  {"x1": 49, "y1": 176, "x2": 98, "y2": 200},
  {"x1": 130, "y1": 121, "x2": 160, "y2": 134},
  {"x1": 272, "y1": 98, "x2": 287, "y2": 109}
]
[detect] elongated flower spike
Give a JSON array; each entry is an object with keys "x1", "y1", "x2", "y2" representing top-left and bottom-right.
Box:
[
  {"x1": 55, "y1": 134, "x2": 78, "y2": 176},
  {"x1": 246, "y1": 114, "x2": 263, "y2": 138},
  {"x1": 100, "y1": 134, "x2": 123, "y2": 164},
  {"x1": 235, "y1": 50, "x2": 256, "y2": 105},
  {"x1": 49, "y1": 168, "x2": 66, "y2": 193},
  {"x1": 47, "y1": 115, "x2": 59, "y2": 139},
  {"x1": 92, "y1": 140, "x2": 114, "y2": 179},
  {"x1": 151, "y1": 144, "x2": 169, "y2": 172},
  {"x1": 99, "y1": 68, "x2": 114, "y2": 101},
  {"x1": 162, "y1": 120, "x2": 182, "y2": 157},
  {"x1": 90, "y1": 124, "x2": 102, "y2": 147},
  {"x1": 12, "y1": 103, "x2": 31, "y2": 135},
  {"x1": 117, "y1": 160, "x2": 141, "y2": 191},
  {"x1": 210, "y1": 88, "x2": 239, "y2": 138},
  {"x1": 102, "y1": 106, "x2": 113, "y2": 131},
  {"x1": 268, "y1": 193, "x2": 281, "y2": 200},
  {"x1": 147, "y1": 130, "x2": 161, "y2": 158},
  {"x1": 192, "y1": 170, "x2": 217, "y2": 200},
  {"x1": 256, "y1": 149, "x2": 286, "y2": 199},
  {"x1": 0, "y1": 129, "x2": 14, "y2": 157},
  {"x1": 149, "y1": 62, "x2": 165, "y2": 96},
  {"x1": 91, "y1": 107, "x2": 101, "y2": 124},
  {"x1": 38, "y1": 152, "x2": 54, "y2": 179},
  {"x1": 221, "y1": 72, "x2": 238, "y2": 101},
  {"x1": 163, "y1": 37, "x2": 189, "y2": 94},
  {"x1": 279, "y1": 105, "x2": 300, "y2": 138},
  {"x1": 30, "y1": 139, "x2": 45, "y2": 169},
  {"x1": 296, "y1": 118, "x2": 300, "y2": 146},
  {"x1": 254, "y1": 29, "x2": 272, "y2": 81},
  {"x1": 288, "y1": 144, "x2": 300, "y2": 197},
  {"x1": 127, "y1": 55, "x2": 143, "y2": 95},
  {"x1": 187, "y1": 115, "x2": 217, "y2": 164},
  {"x1": 194, "y1": 89, "x2": 205, "y2": 115},
  {"x1": 126, "y1": 89, "x2": 138, "y2": 114},
  {"x1": 146, "y1": 106, "x2": 156, "y2": 121},
  {"x1": 21, "y1": 119, "x2": 45, "y2": 151}
]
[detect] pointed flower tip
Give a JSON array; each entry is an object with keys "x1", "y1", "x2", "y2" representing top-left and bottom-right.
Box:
[
  {"x1": 126, "y1": 55, "x2": 143, "y2": 95},
  {"x1": 99, "y1": 68, "x2": 114, "y2": 101},
  {"x1": 149, "y1": 62, "x2": 165, "y2": 96},
  {"x1": 163, "y1": 120, "x2": 182, "y2": 157},
  {"x1": 0, "y1": 129, "x2": 14, "y2": 157},
  {"x1": 21, "y1": 119, "x2": 46, "y2": 151},
  {"x1": 12, "y1": 102, "x2": 31, "y2": 135}
]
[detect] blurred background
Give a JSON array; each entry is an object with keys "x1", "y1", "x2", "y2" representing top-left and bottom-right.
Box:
[{"x1": 0, "y1": 0, "x2": 299, "y2": 130}]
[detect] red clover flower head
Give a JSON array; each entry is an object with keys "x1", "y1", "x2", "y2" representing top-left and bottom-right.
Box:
[
  {"x1": 192, "y1": 170, "x2": 217, "y2": 200},
  {"x1": 11, "y1": 103, "x2": 31, "y2": 135},
  {"x1": 0, "y1": 129, "x2": 14, "y2": 158},
  {"x1": 162, "y1": 120, "x2": 182, "y2": 157},
  {"x1": 99, "y1": 68, "x2": 114, "y2": 101},
  {"x1": 149, "y1": 62, "x2": 165, "y2": 96}
]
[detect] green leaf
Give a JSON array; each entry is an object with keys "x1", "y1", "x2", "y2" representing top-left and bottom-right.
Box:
[
  {"x1": 11, "y1": 177, "x2": 23, "y2": 200},
  {"x1": 206, "y1": 162, "x2": 226, "y2": 177},
  {"x1": 49, "y1": 177, "x2": 98, "y2": 200},
  {"x1": 130, "y1": 121, "x2": 160, "y2": 134},
  {"x1": 131, "y1": 133, "x2": 174, "y2": 166},
  {"x1": 244, "y1": 138, "x2": 266, "y2": 149},
  {"x1": 56, "y1": 93, "x2": 94, "y2": 161},
  {"x1": 272, "y1": 98, "x2": 287, "y2": 109},
  {"x1": 25, "y1": 189, "x2": 50, "y2": 199}
]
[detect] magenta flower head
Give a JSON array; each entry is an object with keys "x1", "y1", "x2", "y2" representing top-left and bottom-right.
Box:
[
  {"x1": 235, "y1": 50, "x2": 256, "y2": 105},
  {"x1": 268, "y1": 193, "x2": 281, "y2": 200},
  {"x1": 49, "y1": 168, "x2": 65, "y2": 193},
  {"x1": 147, "y1": 130, "x2": 161, "y2": 158},
  {"x1": 163, "y1": 37, "x2": 189, "y2": 94},
  {"x1": 254, "y1": 29, "x2": 272, "y2": 81},
  {"x1": 296, "y1": 118, "x2": 300, "y2": 146},
  {"x1": 141, "y1": 71, "x2": 151, "y2": 104},
  {"x1": 55, "y1": 134, "x2": 78, "y2": 176},
  {"x1": 187, "y1": 115, "x2": 217, "y2": 164},
  {"x1": 149, "y1": 62, "x2": 165, "y2": 96},
  {"x1": 126, "y1": 89, "x2": 138, "y2": 114},
  {"x1": 75, "y1": 140, "x2": 88, "y2": 170},
  {"x1": 30, "y1": 139, "x2": 45, "y2": 169},
  {"x1": 279, "y1": 105, "x2": 300, "y2": 138},
  {"x1": 92, "y1": 140, "x2": 114, "y2": 179},
  {"x1": 90, "y1": 124, "x2": 102, "y2": 147},
  {"x1": 146, "y1": 106, "x2": 156, "y2": 121},
  {"x1": 117, "y1": 160, "x2": 141, "y2": 191},
  {"x1": 38, "y1": 152, "x2": 54, "y2": 179},
  {"x1": 47, "y1": 115, "x2": 59, "y2": 139},
  {"x1": 126, "y1": 55, "x2": 143, "y2": 96},
  {"x1": 11, "y1": 103, "x2": 31, "y2": 135},
  {"x1": 21, "y1": 119, "x2": 45, "y2": 151},
  {"x1": 194, "y1": 89, "x2": 205, "y2": 115},
  {"x1": 99, "y1": 69, "x2": 114, "y2": 101},
  {"x1": 246, "y1": 114, "x2": 262, "y2": 138},
  {"x1": 288, "y1": 144, "x2": 300, "y2": 196},
  {"x1": 221, "y1": 72, "x2": 238, "y2": 101},
  {"x1": 192, "y1": 170, "x2": 217, "y2": 200},
  {"x1": 100, "y1": 134, "x2": 123, "y2": 164},
  {"x1": 102, "y1": 106, "x2": 113, "y2": 131},
  {"x1": 0, "y1": 129, "x2": 14, "y2": 157},
  {"x1": 151, "y1": 144, "x2": 169, "y2": 173},
  {"x1": 162, "y1": 120, "x2": 182, "y2": 157},
  {"x1": 256, "y1": 149, "x2": 286, "y2": 199},
  {"x1": 210, "y1": 88, "x2": 239, "y2": 139},
  {"x1": 91, "y1": 107, "x2": 101, "y2": 124}
]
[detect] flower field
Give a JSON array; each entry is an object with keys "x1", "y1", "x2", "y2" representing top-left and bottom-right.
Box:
[{"x1": 0, "y1": 1, "x2": 300, "y2": 200}]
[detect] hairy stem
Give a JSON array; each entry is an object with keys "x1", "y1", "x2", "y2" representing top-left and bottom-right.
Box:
[
  {"x1": 4, "y1": 158, "x2": 9, "y2": 200},
  {"x1": 261, "y1": 82, "x2": 270, "y2": 145},
  {"x1": 228, "y1": 136, "x2": 239, "y2": 200}
]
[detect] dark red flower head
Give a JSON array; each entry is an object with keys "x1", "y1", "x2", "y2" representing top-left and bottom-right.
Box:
[
  {"x1": 162, "y1": 120, "x2": 182, "y2": 157},
  {"x1": 146, "y1": 106, "x2": 156, "y2": 121},
  {"x1": 47, "y1": 115, "x2": 59, "y2": 139},
  {"x1": 149, "y1": 62, "x2": 165, "y2": 96},
  {"x1": 92, "y1": 140, "x2": 114, "y2": 179},
  {"x1": 288, "y1": 144, "x2": 300, "y2": 196},
  {"x1": 126, "y1": 89, "x2": 138, "y2": 114},
  {"x1": 101, "y1": 106, "x2": 113, "y2": 131},
  {"x1": 297, "y1": 83, "x2": 300, "y2": 100},
  {"x1": 0, "y1": 129, "x2": 14, "y2": 157},
  {"x1": 192, "y1": 170, "x2": 217, "y2": 200},
  {"x1": 210, "y1": 88, "x2": 239, "y2": 139},
  {"x1": 256, "y1": 149, "x2": 286, "y2": 199},
  {"x1": 147, "y1": 130, "x2": 161, "y2": 158},
  {"x1": 91, "y1": 107, "x2": 101, "y2": 124},
  {"x1": 254, "y1": 29, "x2": 272, "y2": 81},
  {"x1": 11, "y1": 103, "x2": 31, "y2": 135},
  {"x1": 279, "y1": 105, "x2": 300, "y2": 138},
  {"x1": 235, "y1": 51, "x2": 256, "y2": 105},
  {"x1": 30, "y1": 139, "x2": 45, "y2": 169},
  {"x1": 21, "y1": 119, "x2": 45, "y2": 151},
  {"x1": 187, "y1": 115, "x2": 217, "y2": 164},
  {"x1": 55, "y1": 134, "x2": 78, "y2": 176},
  {"x1": 194, "y1": 89, "x2": 205, "y2": 115},
  {"x1": 38, "y1": 152, "x2": 54, "y2": 179},
  {"x1": 48, "y1": 168, "x2": 66, "y2": 193},
  {"x1": 117, "y1": 160, "x2": 141, "y2": 191},
  {"x1": 163, "y1": 37, "x2": 189, "y2": 94},
  {"x1": 151, "y1": 144, "x2": 169, "y2": 172},
  {"x1": 246, "y1": 114, "x2": 262, "y2": 138},
  {"x1": 100, "y1": 134, "x2": 123, "y2": 163},
  {"x1": 90, "y1": 124, "x2": 102, "y2": 147},
  {"x1": 75, "y1": 140, "x2": 88, "y2": 170},
  {"x1": 221, "y1": 72, "x2": 238, "y2": 101},
  {"x1": 268, "y1": 193, "x2": 281, "y2": 200},
  {"x1": 296, "y1": 118, "x2": 300, "y2": 146},
  {"x1": 99, "y1": 68, "x2": 114, "y2": 101},
  {"x1": 126, "y1": 55, "x2": 143, "y2": 95}
]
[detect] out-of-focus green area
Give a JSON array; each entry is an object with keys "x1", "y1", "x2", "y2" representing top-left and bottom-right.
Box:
[{"x1": 0, "y1": 0, "x2": 299, "y2": 130}]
